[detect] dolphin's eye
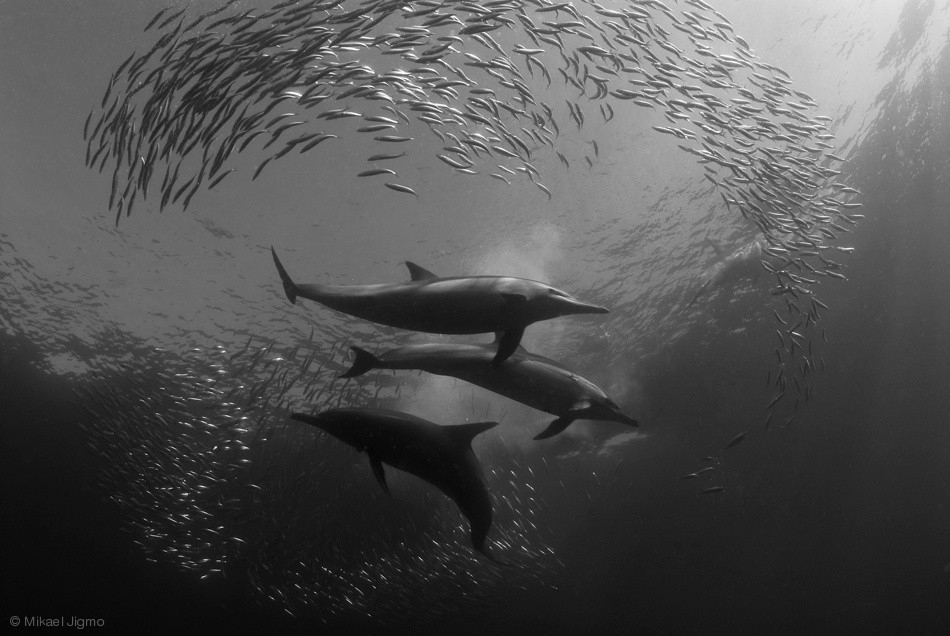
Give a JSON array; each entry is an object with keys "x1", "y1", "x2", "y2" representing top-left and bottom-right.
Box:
[{"x1": 547, "y1": 288, "x2": 569, "y2": 298}]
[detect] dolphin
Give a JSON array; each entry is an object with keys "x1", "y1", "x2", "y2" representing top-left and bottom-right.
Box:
[
  {"x1": 339, "y1": 341, "x2": 638, "y2": 440},
  {"x1": 686, "y1": 238, "x2": 765, "y2": 309},
  {"x1": 290, "y1": 407, "x2": 504, "y2": 563},
  {"x1": 271, "y1": 247, "x2": 609, "y2": 366}
]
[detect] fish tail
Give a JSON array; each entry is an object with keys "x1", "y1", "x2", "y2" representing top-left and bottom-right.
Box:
[
  {"x1": 339, "y1": 346, "x2": 380, "y2": 378},
  {"x1": 270, "y1": 246, "x2": 298, "y2": 304}
]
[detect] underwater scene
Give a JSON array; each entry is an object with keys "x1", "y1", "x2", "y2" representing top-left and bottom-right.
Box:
[{"x1": 1, "y1": 0, "x2": 948, "y2": 633}]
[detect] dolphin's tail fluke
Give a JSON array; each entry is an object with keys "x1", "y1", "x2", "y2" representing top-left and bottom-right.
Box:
[
  {"x1": 477, "y1": 542, "x2": 510, "y2": 567},
  {"x1": 339, "y1": 346, "x2": 381, "y2": 378},
  {"x1": 271, "y1": 246, "x2": 298, "y2": 304}
]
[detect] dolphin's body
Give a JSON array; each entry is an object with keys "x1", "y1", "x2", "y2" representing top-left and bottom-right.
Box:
[
  {"x1": 272, "y1": 248, "x2": 609, "y2": 365},
  {"x1": 290, "y1": 407, "x2": 501, "y2": 561},
  {"x1": 341, "y1": 342, "x2": 638, "y2": 440},
  {"x1": 686, "y1": 238, "x2": 765, "y2": 309}
]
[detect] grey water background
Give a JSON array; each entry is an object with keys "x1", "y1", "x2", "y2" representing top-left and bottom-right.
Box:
[{"x1": 1, "y1": 0, "x2": 949, "y2": 633}]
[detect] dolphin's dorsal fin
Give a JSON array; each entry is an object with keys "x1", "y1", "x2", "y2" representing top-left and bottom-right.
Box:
[
  {"x1": 447, "y1": 421, "x2": 498, "y2": 446},
  {"x1": 405, "y1": 261, "x2": 438, "y2": 281},
  {"x1": 369, "y1": 455, "x2": 390, "y2": 495}
]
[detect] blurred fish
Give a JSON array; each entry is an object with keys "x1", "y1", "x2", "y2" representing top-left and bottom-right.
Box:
[
  {"x1": 724, "y1": 430, "x2": 748, "y2": 450},
  {"x1": 358, "y1": 168, "x2": 397, "y2": 177},
  {"x1": 383, "y1": 182, "x2": 418, "y2": 198},
  {"x1": 367, "y1": 152, "x2": 406, "y2": 161}
]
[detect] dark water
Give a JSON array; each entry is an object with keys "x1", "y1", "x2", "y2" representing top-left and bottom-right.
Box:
[{"x1": 2, "y1": 0, "x2": 949, "y2": 633}]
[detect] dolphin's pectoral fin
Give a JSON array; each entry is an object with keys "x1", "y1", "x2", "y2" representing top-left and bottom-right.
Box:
[
  {"x1": 492, "y1": 332, "x2": 528, "y2": 355},
  {"x1": 404, "y1": 261, "x2": 438, "y2": 281},
  {"x1": 271, "y1": 247, "x2": 299, "y2": 304},
  {"x1": 369, "y1": 455, "x2": 389, "y2": 495},
  {"x1": 494, "y1": 296, "x2": 527, "y2": 366},
  {"x1": 533, "y1": 416, "x2": 575, "y2": 440},
  {"x1": 493, "y1": 326, "x2": 525, "y2": 366}
]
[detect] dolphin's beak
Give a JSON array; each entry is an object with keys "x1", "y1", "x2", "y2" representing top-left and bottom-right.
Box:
[
  {"x1": 606, "y1": 405, "x2": 639, "y2": 427},
  {"x1": 616, "y1": 412, "x2": 639, "y2": 427},
  {"x1": 570, "y1": 300, "x2": 610, "y2": 315}
]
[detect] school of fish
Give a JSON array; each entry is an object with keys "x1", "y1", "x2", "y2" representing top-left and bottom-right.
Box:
[
  {"x1": 75, "y1": 0, "x2": 864, "y2": 624},
  {"x1": 77, "y1": 338, "x2": 574, "y2": 623}
]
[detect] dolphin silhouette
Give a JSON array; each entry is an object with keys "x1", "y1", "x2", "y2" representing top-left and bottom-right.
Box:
[
  {"x1": 290, "y1": 407, "x2": 504, "y2": 562},
  {"x1": 340, "y1": 342, "x2": 638, "y2": 440},
  {"x1": 272, "y1": 247, "x2": 609, "y2": 366},
  {"x1": 686, "y1": 238, "x2": 765, "y2": 309}
]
